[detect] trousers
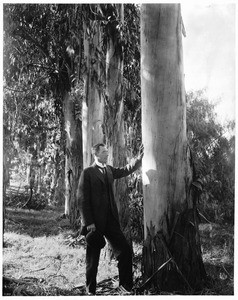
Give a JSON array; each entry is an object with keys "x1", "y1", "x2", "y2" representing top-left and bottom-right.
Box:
[{"x1": 85, "y1": 211, "x2": 133, "y2": 294}]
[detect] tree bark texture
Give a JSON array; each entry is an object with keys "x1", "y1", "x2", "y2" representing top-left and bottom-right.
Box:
[
  {"x1": 83, "y1": 20, "x2": 105, "y2": 168},
  {"x1": 52, "y1": 117, "x2": 65, "y2": 206},
  {"x1": 141, "y1": 4, "x2": 206, "y2": 291},
  {"x1": 104, "y1": 4, "x2": 131, "y2": 242},
  {"x1": 50, "y1": 148, "x2": 61, "y2": 205},
  {"x1": 64, "y1": 92, "x2": 83, "y2": 227},
  {"x1": 3, "y1": 151, "x2": 10, "y2": 231}
]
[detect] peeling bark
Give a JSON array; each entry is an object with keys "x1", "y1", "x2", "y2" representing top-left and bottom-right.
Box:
[
  {"x1": 104, "y1": 4, "x2": 131, "y2": 242},
  {"x1": 83, "y1": 20, "x2": 105, "y2": 168},
  {"x1": 64, "y1": 92, "x2": 83, "y2": 227}
]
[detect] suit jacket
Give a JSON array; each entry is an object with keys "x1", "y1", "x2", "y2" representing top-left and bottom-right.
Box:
[{"x1": 77, "y1": 157, "x2": 142, "y2": 234}]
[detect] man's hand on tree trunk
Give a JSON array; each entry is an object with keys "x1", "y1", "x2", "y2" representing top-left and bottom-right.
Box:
[{"x1": 87, "y1": 223, "x2": 96, "y2": 232}]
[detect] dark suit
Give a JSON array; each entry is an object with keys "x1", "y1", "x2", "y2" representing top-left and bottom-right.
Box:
[{"x1": 78, "y1": 158, "x2": 142, "y2": 294}]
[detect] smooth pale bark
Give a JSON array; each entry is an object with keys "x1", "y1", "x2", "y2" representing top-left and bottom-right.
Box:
[
  {"x1": 142, "y1": 3, "x2": 187, "y2": 237},
  {"x1": 83, "y1": 21, "x2": 104, "y2": 168},
  {"x1": 105, "y1": 5, "x2": 131, "y2": 241},
  {"x1": 141, "y1": 4, "x2": 205, "y2": 291},
  {"x1": 64, "y1": 92, "x2": 83, "y2": 227}
]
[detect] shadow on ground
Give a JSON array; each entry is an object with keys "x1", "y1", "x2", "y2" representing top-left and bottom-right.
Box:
[{"x1": 4, "y1": 206, "x2": 71, "y2": 237}]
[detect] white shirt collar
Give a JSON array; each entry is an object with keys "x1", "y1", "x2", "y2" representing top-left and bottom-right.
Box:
[{"x1": 95, "y1": 157, "x2": 106, "y2": 168}]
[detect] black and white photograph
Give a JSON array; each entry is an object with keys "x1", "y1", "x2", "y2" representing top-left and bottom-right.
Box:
[{"x1": 2, "y1": 1, "x2": 236, "y2": 296}]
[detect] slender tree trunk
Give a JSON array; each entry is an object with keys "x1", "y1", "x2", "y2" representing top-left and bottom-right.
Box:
[
  {"x1": 50, "y1": 149, "x2": 60, "y2": 204},
  {"x1": 104, "y1": 4, "x2": 131, "y2": 242},
  {"x1": 3, "y1": 151, "x2": 10, "y2": 231},
  {"x1": 141, "y1": 4, "x2": 206, "y2": 291},
  {"x1": 63, "y1": 4, "x2": 83, "y2": 225},
  {"x1": 83, "y1": 19, "x2": 105, "y2": 168},
  {"x1": 26, "y1": 148, "x2": 38, "y2": 205},
  {"x1": 49, "y1": 128, "x2": 63, "y2": 205},
  {"x1": 64, "y1": 91, "x2": 83, "y2": 227},
  {"x1": 52, "y1": 117, "x2": 65, "y2": 206}
]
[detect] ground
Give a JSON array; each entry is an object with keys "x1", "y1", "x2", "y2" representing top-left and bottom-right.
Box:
[
  {"x1": 2, "y1": 184, "x2": 234, "y2": 295},
  {"x1": 2, "y1": 205, "x2": 234, "y2": 296}
]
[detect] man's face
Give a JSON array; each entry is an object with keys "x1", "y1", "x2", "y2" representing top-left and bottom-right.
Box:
[{"x1": 96, "y1": 146, "x2": 109, "y2": 164}]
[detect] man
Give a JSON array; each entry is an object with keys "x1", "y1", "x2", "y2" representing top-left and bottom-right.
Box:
[{"x1": 78, "y1": 143, "x2": 143, "y2": 295}]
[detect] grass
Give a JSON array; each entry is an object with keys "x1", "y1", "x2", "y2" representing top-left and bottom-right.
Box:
[
  {"x1": 4, "y1": 232, "x2": 84, "y2": 289},
  {"x1": 2, "y1": 206, "x2": 234, "y2": 295},
  {"x1": 3, "y1": 206, "x2": 118, "y2": 295},
  {"x1": 198, "y1": 223, "x2": 234, "y2": 295}
]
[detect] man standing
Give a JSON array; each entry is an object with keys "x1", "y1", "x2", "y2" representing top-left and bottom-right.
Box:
[{"x1": 78, "y1": 143, "x2": 143, "y2": 295}]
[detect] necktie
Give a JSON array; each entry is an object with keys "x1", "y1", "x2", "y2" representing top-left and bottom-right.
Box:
[{"x1": 97, "y1": 166, "x2": 106, "y2": 174}]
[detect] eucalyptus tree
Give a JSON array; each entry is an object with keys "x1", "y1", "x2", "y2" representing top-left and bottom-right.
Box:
[
  {"x1": 123, "y1": 4, "x2": 141, "y2": 156},
  {"x1": 80, "y1": 3, "x2": 141, "y2": 240},
  {"x1": 141, "y1": 4, "x2": 206, "y2": 291},
  {"x1": 101, "y1": 3, "x2": 133, "y2": 241},
  {"x1": 3, "y1": 4, "x2": 83, "y2": 225},
  {"x1": 82, "y1": 4, "x2": 105, "y2": 168}
]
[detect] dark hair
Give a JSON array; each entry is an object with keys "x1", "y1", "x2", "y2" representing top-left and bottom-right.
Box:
[{"x1": 91, "y1": 143, "x2": 105, "y2": 156}]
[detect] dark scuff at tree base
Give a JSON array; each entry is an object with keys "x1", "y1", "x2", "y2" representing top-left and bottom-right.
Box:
[
  {"x1": 168, "y1": 208, "x2": 207, "y2": 291},
  {"x1": 142, "y1": 208, "x2": 207, "y2": 293}
]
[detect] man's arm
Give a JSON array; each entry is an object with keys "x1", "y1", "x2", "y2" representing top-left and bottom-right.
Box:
[
  {"x1": 78, "y1": 169, "x2": 95, "y2": 228},
  {"x1": 111, "y1": 149, "x2": 143, "y2": 179}
]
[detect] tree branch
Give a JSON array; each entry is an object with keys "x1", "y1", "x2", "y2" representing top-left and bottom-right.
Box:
[{"x1": 15, "y1": 27, "x2": 54, "y2": 66}]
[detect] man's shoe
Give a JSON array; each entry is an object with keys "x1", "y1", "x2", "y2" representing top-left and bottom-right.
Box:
[
  {"x1": 86, "y1": 292, "x2": 95, "y2": 296},
  {"x1": 113, "y1": 285, "x2": 132, "y2": 295}
]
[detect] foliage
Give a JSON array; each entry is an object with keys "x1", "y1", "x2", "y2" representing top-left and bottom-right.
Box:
[
  {"x1": 3, "y1": 3, "x2": 83, "y2": 122},
  {"x1": 186, "y1": 90, "x2": 235, "y2": 224},
  {"x1": 3, "y1": 4, "x2": 84, "y2": 206}
]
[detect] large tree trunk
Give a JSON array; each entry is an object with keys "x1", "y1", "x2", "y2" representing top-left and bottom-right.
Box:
[
  {"x1": 83, "y1": 17, "x2": 105, "y2": 168},
  {"x1": 141, "y1": 4, "x2": 206, "y2": 292},
  {"x1": 64, "y1": 91, "x2": 83, "y2": 227},
  {"x1": 104, "y1": 4, "x2": 131, "y2": 242}
]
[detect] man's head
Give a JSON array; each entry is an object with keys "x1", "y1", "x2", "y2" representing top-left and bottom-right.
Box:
[{"x1": 92, "y1": 143, "x2": 109, "y2": 165}]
